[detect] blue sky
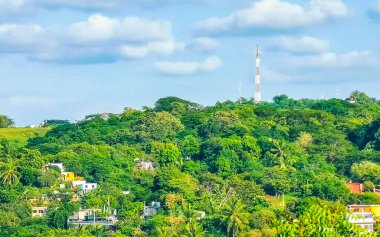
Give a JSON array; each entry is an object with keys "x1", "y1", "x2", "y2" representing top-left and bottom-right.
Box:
[{"x1": 0, "y1": 0, "x2": 379, "y2": 126}]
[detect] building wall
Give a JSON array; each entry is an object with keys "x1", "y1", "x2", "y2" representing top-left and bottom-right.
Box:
[
  {"x1": 346, "y1": 183, "x2": 363, "y2": 194},
  {"x1": 63, "y1": 172, "x2": 75, "y2": 181}
]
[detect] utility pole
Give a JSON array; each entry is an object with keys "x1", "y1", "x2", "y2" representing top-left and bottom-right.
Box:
[{"x1": 254, "y1": 44, "x2": 261, "y2": 103}]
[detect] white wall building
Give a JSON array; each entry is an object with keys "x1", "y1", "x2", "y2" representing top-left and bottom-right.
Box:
[
  {"x1": 347, "y1": 212, "x2": 376, "y2": 232},
  {"x1": 72, "y1": 180, "x2": 97, "y2": 194},
  {"x1": 32, "y1": 207, "x2": 47, "y2": 217}
]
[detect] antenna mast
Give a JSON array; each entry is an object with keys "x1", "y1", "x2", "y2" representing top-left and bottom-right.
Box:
[{"x1": 254, "y1": 44, "x2": 261, "y2": 103}]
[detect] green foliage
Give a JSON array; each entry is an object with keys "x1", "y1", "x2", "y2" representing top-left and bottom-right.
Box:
[
  {"x1": 0, "y1": 115, "x2": 14, "y2": 128},
  {"x1": 351, "y1": 161, "x2": 380, "y2": 183},
  {"x1": 1, "y1": 93, "x2": 380, "y2": 236}
]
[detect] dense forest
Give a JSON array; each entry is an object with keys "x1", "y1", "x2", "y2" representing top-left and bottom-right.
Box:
[{"x1": 1, "y1": 91, "x2": 380, "y2": 237}]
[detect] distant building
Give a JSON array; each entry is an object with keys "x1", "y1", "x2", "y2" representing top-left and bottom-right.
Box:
[
  {"x1": 346, "y1": 97, "x2": 356, "y2": 104},
  {"x1": 137, "y1": 161, "x2": 155, "y2": 171},
  {"x1": 347, "y1": 205, "x2": 380, "y2": 232},
  {"x1": 347, "y1": 212, "x2": 376, "y2": 232},
  {"x1": 32, "y1": 207, "x2": 47, "y2": 217},
  {"x1": 29, "y1": 124, "x2": 42, "y2": 128},
  {"x1": 144, "y1": 201, "x2": 161, "y2": 218},
  {"x1": 47, "y1": 163, "x2": 65, "y2": 173},
  {"x1": 72, "y1": 180, "x2": 98, "y2": 195},
  {"x1": 346, "y1": 182, "x2": 363, "y2": 194},
  {"x1": 62, "y1": 172, "x2": 84, "y2": 182},
  {"x1": 85, "y1": 113, "x2": 111, "y2": 121},
  {"x1": 67, "y1": 209, "x2": 117, "y2": 228},
  {"x1": 62, "y1": 172, "x2": 75, "y2": 181},
  {"x1": 347, "y1": 205, "x2": 380, "y2": 218},
  {"x1": 84, "y1": 183, "x2": 98, "y2": 193},
  {"x1": 373, "y1": 185, "x2": 380, "y2": 196}
]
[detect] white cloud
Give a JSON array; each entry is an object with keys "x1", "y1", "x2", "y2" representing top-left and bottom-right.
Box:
[
  {"x1": 192, "y1": 37, "x2": 219, "y2": 50},
  {"x1": 0, "y1": 0, "x2": 27, "y2": 18},
  {"x1": 69, "y1": 14, "x2": 172, "y2": 44},
  {"x1": 262, "y1": 68, "x2": 292, "y2": 83},
  {"x1": 0, "y1": 24, "x2": 55, "y2": 54},
  {"x1": 303, "y1": 51, "x2": 378, "y2": 68},
  {"x1": 0, "y1": 14, "x2": 183, "y2": 63},
  {"x1": 34, "y1": 0, "x2": 215, "y2": 11},
  {"x1": 275, "y1": 36, "x2": 330, "y2": 53},
  {"x1": 154, "y1": 56, "x2": 222, "y2": 75},
  {"x1": 373, "y1": 0, "x2": 380, "y2": 13},
  {"x1": 119, "y1": 40, "x2": 185, "y2": 58},
  {"x1": 198, "y1": 0, "x2": 347, "y2": 33},
  {"x1": 36, "y1": 0, "x2": 119, "y2": 9}
]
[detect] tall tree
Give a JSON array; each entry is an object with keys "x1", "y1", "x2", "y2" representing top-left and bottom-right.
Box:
[
  {"x1": 221, "y1": 199, "x2": 249, "y2": 237},
  {"x1": 0, "y1": 158, "x2": 21, "y2": 185}
]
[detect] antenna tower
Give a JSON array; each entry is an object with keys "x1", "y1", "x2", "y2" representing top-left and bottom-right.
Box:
[{"x1": 254, "y1": 44, "x2": 261, "y2": 103}]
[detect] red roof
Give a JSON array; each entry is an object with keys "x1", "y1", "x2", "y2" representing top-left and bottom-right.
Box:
[{"x1": 346, "y1": 182, "x2": 363, "y2": 194}]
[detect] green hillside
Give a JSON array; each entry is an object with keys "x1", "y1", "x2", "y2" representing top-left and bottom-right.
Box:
[
  {"x1": 1, "y1": 92, "x2": 380, "y2": 236},
  {"x1": 0, "y1": 127, "x2": 50, "y2": 143}
]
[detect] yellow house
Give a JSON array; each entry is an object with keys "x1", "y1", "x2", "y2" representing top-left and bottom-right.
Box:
[
  {"x1": 62, "y1": 172, "x2": 84, "y2": 182},
  {"x1": 62, "y1": 172, "x2": 75, "y2": 181},
  {"x1": 348, "y1": 205, "x2": 380, "y2": 218},
  {"x1": 74, "y1": 176, "x2": 84, "y2": 181}
]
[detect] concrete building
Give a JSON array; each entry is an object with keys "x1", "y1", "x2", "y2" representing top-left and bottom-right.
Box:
[
  {"x1": 137, "y1": 161, "x2": 155, "y2": 171},
  {"x1": 348, "y1": 205, "x2": 380, "y2": 218},
  {"x1": 347, "y1": 212, "x2": 376, "y2": 232},
  {"x1": 32, "y1": 207, "x2": 47, "y2": 217},
  {"x1": 346, "y1": 182, "x2": 363, "y2": 194},
  {"x1": 144, "y1": 201, "x2": 161, "y2": 218},
  {"x1": 67, "y1": 209, "x2": 117, "y2": 228},
  {"x1": 72, "y1": 180, "x2": 98, "y2": 195},
  {"x1": 47, "y1": 163, "x2": 65, "y2": 173},
  {"x1": 347, "y1": 205, "x2": 380, "y2": 232}
]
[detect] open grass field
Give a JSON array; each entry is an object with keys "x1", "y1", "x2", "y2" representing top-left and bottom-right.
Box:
[{"x1": 0, "y1": 127, "x2": 50, "y2": 143}]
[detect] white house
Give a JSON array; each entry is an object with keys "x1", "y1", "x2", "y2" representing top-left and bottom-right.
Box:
[
  {"x1": 48, "y1": 163, "x2": 65, "y2": 173},
  {"x1": 67, "y1": 208, "x2": 117, "y2": 228},
  {"x1": 32, "y1": 207, "x2": 47, "y2": 217},
  {"x1": 84, "y1": 183, "x2": 98, "y2": 194},
  {"x1": 137, "y1": 161, "x2": 155, "y2": 171},
  {"x1": 347, "y1": 212, "x2": 376, "y2": 232},
  {"x1": 72, "y1": 180, "x2": 97, "y2": 194}
]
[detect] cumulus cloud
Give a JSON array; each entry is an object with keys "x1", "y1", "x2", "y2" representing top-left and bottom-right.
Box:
[
  {"x1": 190, "y1": 37, "x2": 219, "y2": 51},
  {"x1": 154, "y1": 56, "x2": 222, "y2": 75},
  {"x1": 69, "y1": 15, "x2": 172, "y2": 44},
  {"x1": 274, "y1": 36, "x2": 330, "y2": 53},
  {"x1": 368, "y1": 0, "x2": 380, "y2": 21},
  {"x1": 198, "y1": 0, "x2": 347, "y2": 34},
  {"x1": 0, "y1": 14, "x2": 183, "y2": 63},
  {"x1": 120, "y1": 41, "x2": 185, "y2": 58},
  {"x1": 303, "y1": 51, "x2": 379, "y2": 68},
  {"x1": 35, "y1": 0, "x2": 119, "y2": 9},
  {"x1": 0, "y1": 0, "x2": 28, "y2": 18},
  {"x1": 373, "y1": 0, "x2": 380, "y2": 13},
  {"x1": 262, "y1": 68, "x2": 292, "y2": 83},
  {"x1": 0, "y1": 24, "x2": 56, "y2": 55},
  {"x1": 34, "y1": 0, "x2": 215, "y2": 11}
]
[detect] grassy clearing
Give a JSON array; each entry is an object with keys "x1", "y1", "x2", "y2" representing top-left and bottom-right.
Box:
[{"x1": 0, "y1": 127, "x2": 50, "y2": 143}]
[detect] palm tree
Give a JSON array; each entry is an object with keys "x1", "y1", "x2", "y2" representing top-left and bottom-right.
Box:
[
  {"x1": 221, "y1": 199, "x2": 249, "y2": 237},
  {"x1": 270, "y1": 139, "x2": 295, "y2": 170},
  {"x1": 0, "y1": 157, "x2": 21, "y2": 185},
  {"x1": 87, "y1": 224, "x2": 106, "y2": 237},
  {"x1": 155, "y1": 226, "x2": 178, "y2": 237},
  {"x1": 184, "y1": 222, "x2": 207, "y2": 237},
  {"x1": 0, "y1": 140, "x2": 16, "y2": 159}
]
